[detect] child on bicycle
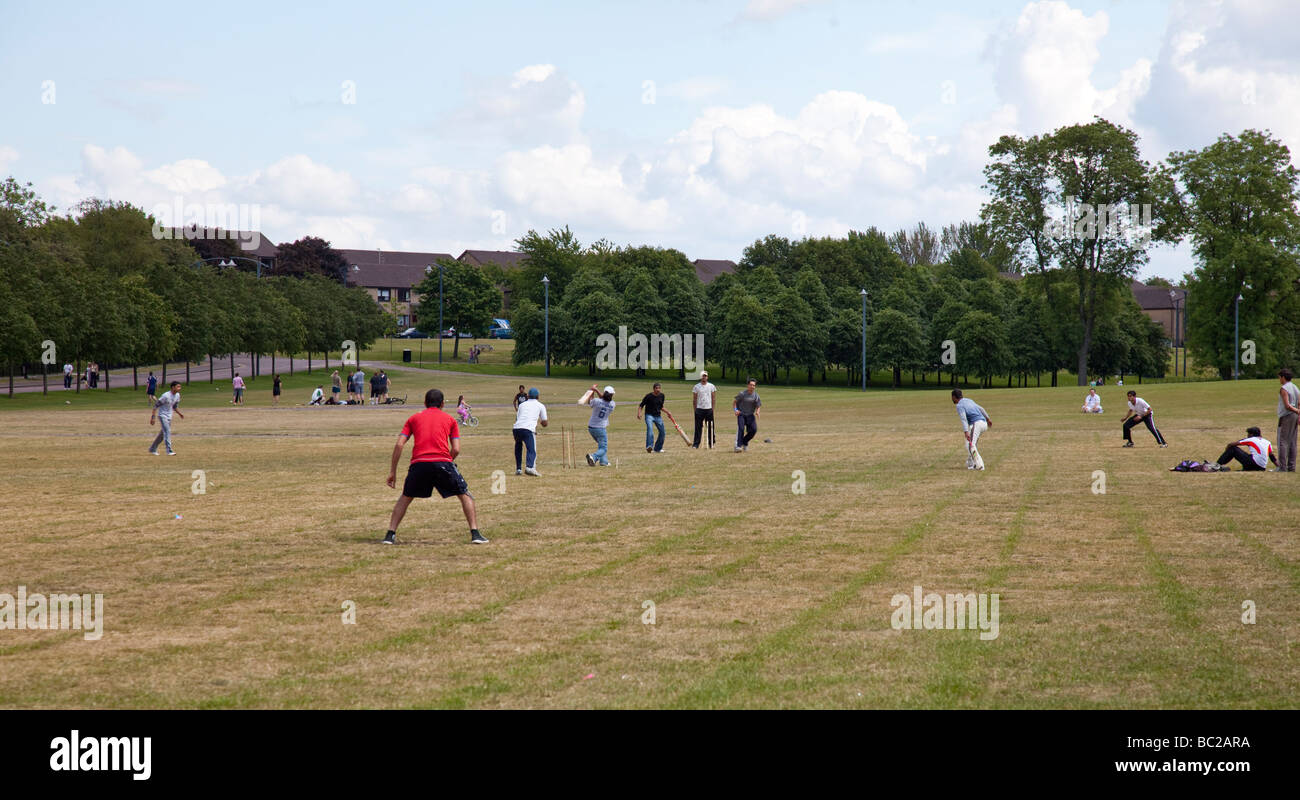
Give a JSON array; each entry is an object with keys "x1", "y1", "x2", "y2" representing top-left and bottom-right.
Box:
[{"x1": 456, "y1": 395, "x2": 472, "y2": 424}]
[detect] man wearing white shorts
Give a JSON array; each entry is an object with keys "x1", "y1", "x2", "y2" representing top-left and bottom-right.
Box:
[
  {"x1": 952, "y1": 389, "x2": 991, "y2": 470},
  {"x1": 1081, "y1": 388, "x2": 1103, "y2": 413}
]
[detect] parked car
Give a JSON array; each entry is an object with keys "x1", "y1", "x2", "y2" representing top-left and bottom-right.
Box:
[
  {"x1": 397, "y1": 327, "x2": 429, "y2": 339},
  {"x1": 489, "y1": 318, "x2": 512, "y2": 339}
]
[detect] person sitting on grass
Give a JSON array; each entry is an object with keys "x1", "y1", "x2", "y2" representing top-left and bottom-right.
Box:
[
  {"x1": 1212, "y1": 427, "x2": 1278, "y2": 472},
  {"x1": 1081, "y1": 388, "x2": 1103, "y2": 414},
  {"x1": 310, "y1": 385, "x2": 324, "y2": 405}
]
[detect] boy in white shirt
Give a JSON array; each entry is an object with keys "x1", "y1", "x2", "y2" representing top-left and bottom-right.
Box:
[
  {"x1": 1122, "y1": 391, "x2": 1167, "y2": 447},
  {"x1": 691, "y1": 371, "x2": 717, "y2": 448}
]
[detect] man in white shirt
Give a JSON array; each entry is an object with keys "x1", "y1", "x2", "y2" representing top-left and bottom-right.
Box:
[
  {"x1": 148, "y1": 381, "x2": 185, "y2": 455},
  {"x1": 62, "y1": 362, "x2": 73, "y2": 389},
  {"x1": 1081, "y1": 388, "x2": 1103, "y2": 414},
  {"x1": 512, "y1": 387, "x2": 548, "y2": 476},
  {"x1": 1212, "y1": 427, "x2": 1277, "y2": 471},
  {"x1": 310, "y1": 385, "x2": 324, "y2": 405},
  {"x1": 1122, "y1": 391, "x2": 1167, "y2": 447},
  {"x1": 691, "y1": 371, "x2": 717, "y2": 448}
]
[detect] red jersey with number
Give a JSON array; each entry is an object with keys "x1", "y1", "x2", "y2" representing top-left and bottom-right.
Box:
[{"x1": 400, "y1": 407, "x2": 459, "y2": 463}]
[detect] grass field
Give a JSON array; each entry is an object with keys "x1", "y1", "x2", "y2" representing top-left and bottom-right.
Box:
[{"x1": 2, "y1": 373, "x2": 1298, "y2": 708}]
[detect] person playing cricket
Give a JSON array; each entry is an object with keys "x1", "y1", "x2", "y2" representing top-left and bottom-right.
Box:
[
  {"x1": 1211, "y1": 426, "x2": 1277, "y2": 471},
  {"x1": 512, "y1": 387, "x2": 547, "y2": 476},
  {"x1": 637, "y1": 382, "x2": 667, "y2": 453},
  {"x1": 952, "y1": 388, "x2": 990, "y2": 470},
  {"x1": 1121, "y1": 390, "x2": 1167, "y2": 448},
  {"x1": 732, "y1": 378, "x2": 761, "y2": 452},
  {"x1": 584, "y1": 384, "x2": 616, "y2": 466},
  {"x1": 384, "y1": 388, "x2": 486, "y2": 545},
  {"x1": 148, "y1": 381, "x2": 184, "y2": 455},
  {"x1": 691, "y1": 371, "x2": 717, "y2": 448}
]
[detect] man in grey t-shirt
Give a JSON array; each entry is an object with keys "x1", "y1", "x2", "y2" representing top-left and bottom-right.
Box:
[
  {"x1": 1277, "y1": 368, "x2": 1300, "y2": 471},
  {"x1": 732, "y1": 378, "x2": 761, "y2": 452},
  {"x1": 584, "y1": 384, "x2": 616, "y2": 466},
  {"x1": 149, "y1": 381, "x2": 185, "y2": 455}
]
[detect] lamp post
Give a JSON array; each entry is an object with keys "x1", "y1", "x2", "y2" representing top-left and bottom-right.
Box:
[
  {"x1": 860, "y1": 289, "x2": 868, "y2": 392},
  {"x1": 542, "y1": 275, "x2": 551, "y2": 377},
  {"x1": 1234, "y1": 291, "x2": 1243, "y2": 380},
  {"x1": 438, "y1": 262, "x2": 444, "y2": 364},
  {"x1": 1169, "y1": 289, "x2": 1179, "y2": 378}
]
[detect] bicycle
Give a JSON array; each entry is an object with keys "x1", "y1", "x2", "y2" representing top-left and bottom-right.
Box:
[{"x1": 457, "y1": 405, "x2": 479, "y2": 428}]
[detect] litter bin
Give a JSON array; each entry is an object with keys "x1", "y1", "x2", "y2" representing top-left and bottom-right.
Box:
[{"x1": 402, "y1": 349, "x2": 412, "y2": 363}]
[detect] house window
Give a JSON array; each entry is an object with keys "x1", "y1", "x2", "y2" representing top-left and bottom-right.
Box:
[
  {"x1": 377, "y1": 288, "x2": 391, "y2": 302},
  {"x1": 397, "y1": 314, "x2": 409, "y2": 327},
  {"x1": 397, "y1": 288, "x2": 410, "y2": 302}
]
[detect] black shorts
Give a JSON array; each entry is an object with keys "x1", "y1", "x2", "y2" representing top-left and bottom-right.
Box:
[
  {"x1": 371, "y1": 387, "x2": 380, "y2": 397},
  {"x1": 402, "y1": 461, "x2": 469, "y2": 499}
]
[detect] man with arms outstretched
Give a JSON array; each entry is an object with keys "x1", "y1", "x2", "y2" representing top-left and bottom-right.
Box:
[{"x1": 384, "y1": 388, "x2": 486, "y2": 545}]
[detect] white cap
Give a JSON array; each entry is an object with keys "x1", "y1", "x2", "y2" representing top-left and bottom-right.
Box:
[
  {"x1": 700, "y1": 370, "x2": 709, "y2": 378},
  {"x1": 603, "y1": 385, "x2": 616, "y2": 395}
]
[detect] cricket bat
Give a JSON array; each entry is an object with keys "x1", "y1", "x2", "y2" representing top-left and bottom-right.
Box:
[
  {"x1": 579, "y1": 388, "x2": 595, "y2": 404},
  {"x1": 662, "y1": 409, "x2": 693, "y2": 446}
]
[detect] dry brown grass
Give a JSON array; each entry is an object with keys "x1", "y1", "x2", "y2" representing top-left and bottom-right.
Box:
[{"x1": 1, "y1": 375, "x2": 1297, "y2": 708}]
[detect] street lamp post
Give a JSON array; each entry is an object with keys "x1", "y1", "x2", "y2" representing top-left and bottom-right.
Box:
[
  {"x1": 860, "y1": 289, "x2": 868, "y2": 392},
  {"x1": 1234, "y1": 291, "x2": 1243, "y2": 380},
  {"x1": 438, "y1": 262, "x2": 444, "y2": 364},
  {"x1": 542, "y1": 275, "x2": 551, "y2": 377}
]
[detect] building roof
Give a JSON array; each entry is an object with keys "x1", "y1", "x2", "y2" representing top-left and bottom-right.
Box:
[
  {"x1": 339, "y1": 249, "x2": 453, "y2": 289},
  {"x1": 166, "y1": 227, "x2": 279, "y2": 259},
  {"x1": 693, "y1": 259, "x2": 737, "y2": 284},
  {"x1": 1131, "y1": 281, "x2": 1188, "y2": 310},
  {"x1": 457, "y1": 249, "x2": 529, "y2": 269}
]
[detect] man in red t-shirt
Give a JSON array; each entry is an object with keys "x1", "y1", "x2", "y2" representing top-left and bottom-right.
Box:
[{"x1": 384, "y1": 388, "x2": 486, "y2": 544}]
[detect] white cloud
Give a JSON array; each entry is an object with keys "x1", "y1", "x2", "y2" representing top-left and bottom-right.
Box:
[
  {"x1": 252, "y1": 155, "x2": 360, "y2": 214},
  {"x1": 0, "y1": 145, "x2": 18, "y2": 174},
  {"x1": 740, "y1": 0, "x2": 823, "y2": 22},
  {"x1": 451, "y1": 63, "x2": 585, "y2": 147}
]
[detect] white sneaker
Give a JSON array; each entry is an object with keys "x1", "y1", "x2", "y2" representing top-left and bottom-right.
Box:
[
  {"x1": 524, "y1": 467, "x2": 540, "y2": 477},
  {"x1": 515, "y1": 469, "x2": 522, "y2": 475}
]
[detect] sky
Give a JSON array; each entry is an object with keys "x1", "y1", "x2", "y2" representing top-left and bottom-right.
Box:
[{"x1": 1, "y1": 0, "x2": 1297, "y2": 282}]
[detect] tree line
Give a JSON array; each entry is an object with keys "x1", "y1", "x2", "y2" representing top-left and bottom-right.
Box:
[{"x1": 0, "y1": 186, "x2": 387, "y2": 393}]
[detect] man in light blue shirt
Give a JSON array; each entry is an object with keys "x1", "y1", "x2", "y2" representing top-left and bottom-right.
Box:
[{"x1": 952, "y1": 389, "x2": 991, "y2": 470}]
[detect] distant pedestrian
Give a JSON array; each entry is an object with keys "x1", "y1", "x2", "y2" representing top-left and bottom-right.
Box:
[
  {"x1": 733, "y1": 378, "x2": 761, "y2": 452},
  {"x1": 512, "y1": 387, "x2": 548, "y2": 476},
  {"x1": 691, "y1": 371, "x2": 717, "y2": 448},
  {"x1": 331, "y1": 370, "x2": 342, "y2": 402},
  {"x1": 232, "y1": 373, "x2": 245, "y2": 405},
  {"x1": 62, "y1": 362, "x2": 73, "y2": 389},
  {"x1": 1276, "y1": 368, "x2": 1299, "y2": 472},
  {"x1": 272, "y1": 374, "x2": 282, "y2": 406},
  {"x1": 952, "y1": 388, "x2": 991, "y2": 470},
  {"x1": 148, "y1": 381, "x2": 184, "y2": 455},
  {"x1": 1122, "y1": 391, "x2": 1167, "y2": 448},
  {"x1": 638, "y1": 382, "x2": 667, "y2": 453},
  {"x1": 584, "y1": 384, "x2": 616, "y2": 467},
  {"x1": 146, "y1": 371, "x2": 158, "y2": 405}
]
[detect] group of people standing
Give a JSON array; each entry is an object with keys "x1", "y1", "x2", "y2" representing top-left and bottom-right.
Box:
[{"x1": 61, "y1": 362, "x2": 101, "y2": 389}]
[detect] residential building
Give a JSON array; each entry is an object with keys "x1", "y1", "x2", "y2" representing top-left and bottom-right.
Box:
[
  {"x1": 341, "y1": 249, "x2": 453, "y2": 328},
  {"x1": 693, "y1": 259, "x2": 737, "y2": 284}
]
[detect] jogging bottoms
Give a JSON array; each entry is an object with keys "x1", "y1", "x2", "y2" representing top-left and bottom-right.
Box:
[
  {"x1": 736, "y1": 413, "x2": 757, "y2": 448},
  {"x1": 513, "y1": 428, "x2": 537, "y2": 470},
  {"x1": 1277, "y1": 414, "x2": 1298, "y2": 472},
  {"x1": 1123, "y1": 414, "x2": 1166, "y2": 445},
  {"x1": 693, "y1": 407, "x2": 714, "y2": 447}
]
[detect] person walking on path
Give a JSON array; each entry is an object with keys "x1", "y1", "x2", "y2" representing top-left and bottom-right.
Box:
[
  {"x1": 952, "y1": 388, "x2": 992, "y2": 470},
  {"x1": 512, "y1": 387, "x2": 548, "y2": 476},
  {"x1": 638, "y1": 383, "x2": 667, "y2": 453},
  {"x1": 383, "y1": 388, "x2": 486, "y2": 545},
  {"x1": 733, "y1": 378, "x2": 761, "y2": 452},
  {"x1": 691, "y1": 371, "x2": 717, "y2": 448},
  {"x1": 584, "y1": 384, "x2": 616, "y2": 467},
  {"x1": 1276, "y1": 368, "x2": 1299, "y2": 472},
  {"x1": 1121, "y1": 390, "x2": 1167, "y2": 448},
  {"x1": 148, "y1": 381, "x2": 184, "y2": 455}
]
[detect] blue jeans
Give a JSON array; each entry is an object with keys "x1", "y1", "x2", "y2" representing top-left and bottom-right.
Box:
[
  {"x1": 149, "y1": 416, "x2": 173, "y2": 453},
  {"x1": 644, "y1": 415, "x2": 665, "y2": 451},
  {"x1": 513, "y1": 428, "x2": 537, "y2": 469},
  {"x1": 588, "y1": 426, "x2": 609, "y2": 465}
]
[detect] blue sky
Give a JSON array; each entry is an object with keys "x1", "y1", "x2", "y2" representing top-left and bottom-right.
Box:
[{"x1": 2, "y1": 0, "x2": 1295, "y2": 280}]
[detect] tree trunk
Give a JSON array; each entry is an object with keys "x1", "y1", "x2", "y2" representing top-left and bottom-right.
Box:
[
  {"x1": 43, "y1": 363, "x2": 48, "y2": 395},
  {"x1": 308, "y1": 352, "x2": 313, "y2": 374},
  {"x1": 162, "y1": 361, "x2": 167, "y2": 386},
  {"x1": 104, "y1": 367, "x2": 110, "y2": 392},
  {"x1": 7, "y1": 363, "x2": 12, "y2": 397},
  {"x1": 186, "y1": 361, "x2": 191, "y2": 384},
  {"x1": 209, "y1": 354, "x2": 214, "y2": 383},
  {"x1": 453, "y1": 335, "x2": 460, "y2": 360},
  {"x1": 272, "y1": 352, "x2": 276, "y2": 378},
  {"x1": 75, "y1": 358, "x2": 81, "y2": 393},
  {"x1": 893, "y1": 365, "x2": 901, "y2": 388},
  {"x1": 133, "y1": 364, "x2": 138, "y2": 390}
]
